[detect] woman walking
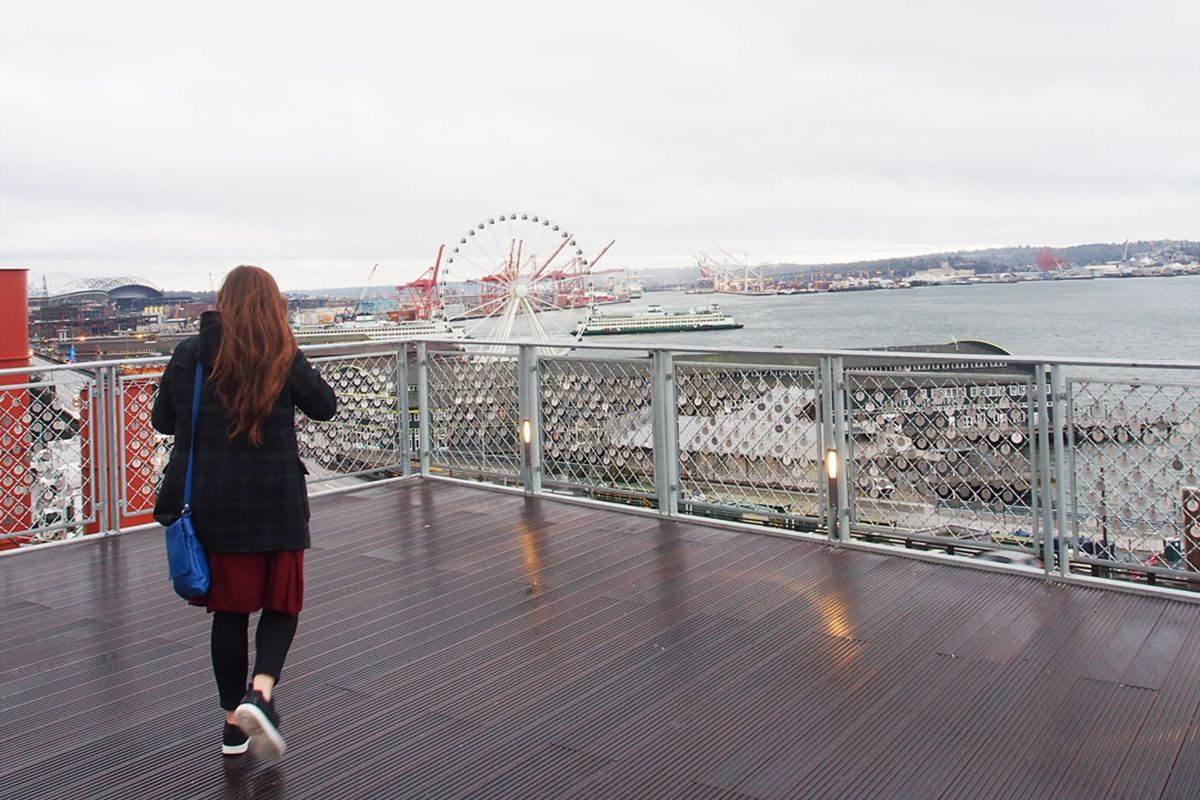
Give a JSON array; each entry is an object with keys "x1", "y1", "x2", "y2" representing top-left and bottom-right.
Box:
[{"x1": 153, "y1": 265, "x2": 337, "y2": 759}]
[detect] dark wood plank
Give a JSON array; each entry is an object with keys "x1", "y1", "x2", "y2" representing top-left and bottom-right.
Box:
[{"x1": 3, "y1": 477, "x2": 1200, "y2": 799}]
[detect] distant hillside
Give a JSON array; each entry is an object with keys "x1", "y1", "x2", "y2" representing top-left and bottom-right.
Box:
[{"x1": 769, "y1": 240, "x2": 1199, "y2": 279}]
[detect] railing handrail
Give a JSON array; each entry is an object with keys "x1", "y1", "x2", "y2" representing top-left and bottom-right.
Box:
[
  {"x1": 12, "y1": 338, "x2": 1200, "y2": 375},
  {"x1": 402, "y1": 336, "x2": 1200, "y2": 371}
]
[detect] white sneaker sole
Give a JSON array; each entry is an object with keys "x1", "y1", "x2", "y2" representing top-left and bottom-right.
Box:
[
  {"x1": 234, "y1": 702, "x2": 287, "y2": 760},
  {"x1": 222, "y1": 739, "x2": 249, "y2": 756}
]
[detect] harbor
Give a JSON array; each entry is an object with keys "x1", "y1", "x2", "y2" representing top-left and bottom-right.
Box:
[
  {"x1": 25, "y1": 247, "x2": 1200, "y2": 364},
  {"x1": 11, "y1": 271, "x2": 1200, "y2": 575}
]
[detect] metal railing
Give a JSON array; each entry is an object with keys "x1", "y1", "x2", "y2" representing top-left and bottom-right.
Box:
[
  {"x1": 5, "y1": 339, "x2": 1200, "y2": 592},
  {"x1": 0, "y1": 344, "x2": 409, "y2": 548},
  {"x1": 417, "y1": 339, "x2": 1200, "y2": 590}
]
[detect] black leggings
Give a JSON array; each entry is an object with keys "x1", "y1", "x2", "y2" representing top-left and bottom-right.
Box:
[{"x1": 211, "y1": 610, "x2": 299, "y2": 710}]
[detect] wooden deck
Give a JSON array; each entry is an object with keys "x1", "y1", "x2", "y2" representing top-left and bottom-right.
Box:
[{"x1": 4, "y1": 478, "x2": 1200, "y2": 799}]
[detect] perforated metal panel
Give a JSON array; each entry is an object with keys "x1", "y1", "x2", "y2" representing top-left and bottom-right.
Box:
[
  {"x1": 676, "y1": 362, "x2": 821, "y2": 520},
  {"x1": 426, "y1": 351, "x2": 521, "y2": 480},
  {"x1": 540, "y1": 357, "x2": 656, "y2": 497},
  {"x1": 300, "y1": 352, "x2": 407, "y2": 479},
  {"x1": 1070, "y1": 379, "x2": 1200, "y2": 572},
  {"x1": 845, "y1": 371, "x2": 1039, "y2": 547}
]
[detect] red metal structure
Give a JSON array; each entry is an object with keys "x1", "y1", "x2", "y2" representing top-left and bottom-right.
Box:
[
  {"x1": 0, "y1": 269, "x2": 32, "y2": 547},
  {"x1": 1033, "y1": 247, "x2": 1067, "y2": 272},
  {"x1": 543, "y1": 239, "x2": 615, "y2": 308},
  {"x1": 396, "y1": 245, "x2": 445, "y2": 321}
]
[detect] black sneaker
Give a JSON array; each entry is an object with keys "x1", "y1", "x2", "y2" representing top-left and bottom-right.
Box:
[
  {"x1": 222, "y1": 722, "x2": 249, "y2": 756},
  {"x1": 234, "y1": 690, "x2": 287, "y2": 760}
]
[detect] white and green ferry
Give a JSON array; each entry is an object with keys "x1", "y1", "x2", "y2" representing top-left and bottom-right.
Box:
[{"x1": 572, "y1": 304, "x2": 743, "y2": 336}]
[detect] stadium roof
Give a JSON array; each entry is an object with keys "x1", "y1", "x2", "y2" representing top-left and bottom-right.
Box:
[
  {"x1": 31, "y1": 274, "x2": 163, "y2": 297},
  {"x1": 28, "y1": 274, "x2": 166, "y2": 308}
]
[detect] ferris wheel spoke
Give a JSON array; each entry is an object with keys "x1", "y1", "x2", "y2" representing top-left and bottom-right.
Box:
[
  {"x1": 527, "y1": 294, "x2": 573, "y2": 316},
  {"x1": 516, "y1": 296, "x2": 551, "y2": 341},
  {"x1": 455, "y1": 292, "x2": 507, "y2": 317}
]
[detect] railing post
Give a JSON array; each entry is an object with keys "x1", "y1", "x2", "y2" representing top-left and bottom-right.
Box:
[
  {"x1": 820, "y1": 357, "x2": 850, "y2": 542},
  {"x1": 1026, "y1": 377, "x2": 1040, "y2": 554},
  {"x1": 831, "y1": 357, "x2": 850, "y2": 542},
  {"x1": 819, "y1": 358, "x2": 833, "y2": 536},
  {"x1": 81, "y1": 365, "x2": 114, "y2": 535},
  {"x1": 1035, "y1": 365, "x2": 1055, "y2": 570},
  {"x1": 517, "y1": 345, "x2": 542, "y2": 494},
  {"x1": 397, "y1": 344, "x2": 412, "y2": 477},
  {"x1": 1050, "y1": 364, "x2": 1071, "y2": 577},
  {"x1": 416, "y1": 342, "x2": 431, "y2": 478},
  {"x1": 81, "y1": 365, "x2": 118, "y2": 535},
  {"x1": 652, "y1": 350, "x2": 679, "y2": 517},
  {"x1": 1064, "y1": 380, "x2": 1080, "y2": 551},
  {"x1": 103, "y1": 366, "x2": 124, "y2": 534}
]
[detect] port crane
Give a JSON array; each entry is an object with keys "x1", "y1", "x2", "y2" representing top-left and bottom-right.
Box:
[
  {"x1": 1033, "y1": 248, "x2": 1067, "y2": 272},
  {"x1": 396, "y1": 247, "x2": 445, "y2": 321},
  {"x1": 352, "y1": 264, "x2": 378, "y2": 318},
  {"x1": 712, "y1": 247, "x2": 770, "y2": 294}
]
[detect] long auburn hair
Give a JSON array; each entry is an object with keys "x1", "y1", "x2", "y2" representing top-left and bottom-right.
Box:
[{"x1": 211, "y1": 265, "x2": 296, "y2": 446}]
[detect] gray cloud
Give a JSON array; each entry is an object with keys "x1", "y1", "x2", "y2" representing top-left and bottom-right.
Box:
[{"x1": 2, "y1": 0, "x2": 1196, "y2": 290}]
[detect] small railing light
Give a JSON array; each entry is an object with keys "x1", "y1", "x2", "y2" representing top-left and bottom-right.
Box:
[
  {"x1": 826, "y1": 449, "x2": 839, "y2": 481},
  {"x1": 521, "y1": 418, "x2": 532, "y2": 445}
]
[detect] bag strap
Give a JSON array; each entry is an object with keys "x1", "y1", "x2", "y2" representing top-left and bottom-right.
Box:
[{"x1": 181, "y1": 363, "x2": 204, "y2": 512}]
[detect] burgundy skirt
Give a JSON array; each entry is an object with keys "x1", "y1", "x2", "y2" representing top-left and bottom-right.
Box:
[{"x1": 190, "y1": 550, "x2": 305, "y2": 615}]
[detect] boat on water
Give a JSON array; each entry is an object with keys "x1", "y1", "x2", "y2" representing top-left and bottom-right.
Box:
[
  {"x1": 572, "y1": 303, "x2": 743, "y2": 336},
  {"x1": 291, "y1": 314, "x2": 466, "y2": 344}
]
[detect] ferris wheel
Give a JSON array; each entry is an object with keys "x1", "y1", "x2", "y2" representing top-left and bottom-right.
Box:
[{"x1": 437, "y1": 213, "x2": 614, "y2": 344}]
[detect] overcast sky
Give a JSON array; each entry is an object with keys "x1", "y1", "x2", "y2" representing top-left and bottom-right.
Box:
[{"x1": 2, "y1": 1, "x2": 1197, "y2": 292}]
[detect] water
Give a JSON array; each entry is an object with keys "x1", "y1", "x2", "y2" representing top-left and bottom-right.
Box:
[{"x1": 553, "y1": 275, "x2": 1200, "y2": 364}]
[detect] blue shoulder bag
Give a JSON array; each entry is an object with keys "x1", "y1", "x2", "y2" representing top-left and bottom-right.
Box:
[{"x1": 164, "y1": 363, "x2": 210, "y2": 599}]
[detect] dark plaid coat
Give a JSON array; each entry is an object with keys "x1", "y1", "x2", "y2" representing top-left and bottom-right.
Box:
[{"x1": 151, "y1": 312, "x2": 337, "y2": 553}]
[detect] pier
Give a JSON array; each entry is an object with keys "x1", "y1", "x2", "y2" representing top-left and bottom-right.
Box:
[
  {"x1": 3, "y1": 336, "x2": 1200, "y2": 797},
  {"x1": 7, "y1": 480, "x2": 1200, "y2": 798}
]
